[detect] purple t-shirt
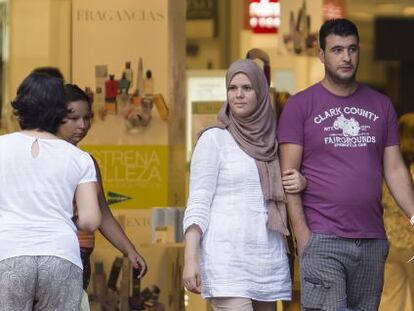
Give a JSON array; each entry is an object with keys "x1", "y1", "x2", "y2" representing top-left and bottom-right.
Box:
[{"x1": 278, "y1": 83, "x2": 400, "y2": 239}]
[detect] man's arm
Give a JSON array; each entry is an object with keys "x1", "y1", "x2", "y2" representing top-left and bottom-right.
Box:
[
  {"x1": 93, "y1": 158, "x2": 147, "y2": 278},
  {"x1": 280, "y1": 143, "x2": 310, "y2": 255},
  {"x1": 383, "y1": 145, "x2": 414, "y2": 219}
]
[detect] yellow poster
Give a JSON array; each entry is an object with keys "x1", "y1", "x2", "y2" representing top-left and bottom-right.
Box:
[{"x1": 81, "y1": 145, "x2": 168, "y2": 209}]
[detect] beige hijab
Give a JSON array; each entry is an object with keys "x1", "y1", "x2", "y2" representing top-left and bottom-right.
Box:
[{"x1": 201, "y1": 59, "x2": 289, "y2": 235}]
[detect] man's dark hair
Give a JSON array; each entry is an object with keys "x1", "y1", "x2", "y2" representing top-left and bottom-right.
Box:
[
  {"x1": 11, "y1": 72, "x2": 68, "y2": 133},
  {"x1": 32, "y1": 66, "x2": 64, "y2": 80},
  {"x1": 319, "y1": 19, "x2": 359, "y2": 50},
  {"x1": 64, "y1": 84, "x2": 91, "y2": 108}
]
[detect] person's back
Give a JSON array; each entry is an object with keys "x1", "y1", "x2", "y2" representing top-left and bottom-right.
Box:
[
  {"x1": 0, "y1": 72, "x2": 101, "y2": 311},
  {"x1": 0, "y1": 131, "x2": 96, "y2": 267}
]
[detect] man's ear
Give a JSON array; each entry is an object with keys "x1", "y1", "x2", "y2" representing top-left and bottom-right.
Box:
[{"x1": 318, "y1": 48, "x2": 325, "y2": 64}]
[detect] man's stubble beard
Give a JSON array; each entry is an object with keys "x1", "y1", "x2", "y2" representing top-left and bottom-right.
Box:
[{"x1": 325, "y1": 62, "x2": 359, "y2": 86}]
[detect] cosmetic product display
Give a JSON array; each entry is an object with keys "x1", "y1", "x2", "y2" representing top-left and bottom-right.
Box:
[
  {"x1": 118, "y1": 72, "x2": 131, "y2": 94},
  {"x1": 91, "y1": 59, "x2": 169, "y2": 131},
  {"x1": 105, "y1": 74, "x2": 118, "y2": 101},
  {"x1": 117, "y1": 89, "x2": 130, "y2": 115},
  {"x1": 105, "y1": 74, "x2": 118, "y2": 114},
  {"x1": 95, "y1": 65, "x2": 108, "y2": 97},
  {"x1": 123, "y1": 61, "x2": 133, "y2": 90},
  {"x1": 143, "y1": 70, "x2": 154, "y2": 97},
  {"x1": 136, "y1": 57, "x2": 144, "y2": 96},
  {"x1": 95, "y1": 86, "x2": 106, "y2": 120},
  {"x1": 130, "y1": 92, "x2": 141, "y2": 107}
]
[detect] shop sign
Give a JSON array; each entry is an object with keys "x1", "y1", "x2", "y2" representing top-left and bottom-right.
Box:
[
  {"x1": 249, "y1": 0, "x2": 280, "y2": 33},
  {"x1": 75, "y1": 9, "x2": 165, "y2": 22},
  {"x1": 81, "y1": 145, "x2": 169, "y2": 209}
]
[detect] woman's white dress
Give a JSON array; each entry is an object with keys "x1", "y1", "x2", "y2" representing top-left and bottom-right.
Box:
[{"x1": 183, "y1": 128, "x2": 291, "y2": 301}]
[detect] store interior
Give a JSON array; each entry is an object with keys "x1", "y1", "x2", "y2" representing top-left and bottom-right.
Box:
[{"x1": 0, "y1": 0, "x2": 413, "y2": 310}]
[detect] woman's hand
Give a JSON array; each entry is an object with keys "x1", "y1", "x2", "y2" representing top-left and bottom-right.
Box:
[
  {"x1": 282, "y1": 169, "x2": 307, "y2": 194},
  {"x1": 128, "y1": 250, "x2": 148, "y2": 279},
  {"x1": 183, "y1": 257, "x2": 202, "y2": 294},
  {"x1": 183, "y1": 225, "x2": 202, "y2": 294}
]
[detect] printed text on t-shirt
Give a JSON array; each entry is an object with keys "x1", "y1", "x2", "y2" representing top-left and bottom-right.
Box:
[{"x1": 313, "y1": 106, "x2": 379, "y2": 148}]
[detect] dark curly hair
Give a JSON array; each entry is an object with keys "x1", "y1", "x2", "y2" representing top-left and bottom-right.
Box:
[
  {"x1": 64, "y1": 84, "x2": 91, "y2": 108},
  {"x1": 11, "y1": 72, "x2": 68, "y2": 133},
  {"x1": 319, "y1": 19, "x2": 359, "y2": 50},
  {"x1": 32, "y1": 66, "x2": 64, "y2": 80}
]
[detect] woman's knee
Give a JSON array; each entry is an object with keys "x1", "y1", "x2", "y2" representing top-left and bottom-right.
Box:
[
  {"x1": 210, "y1": 297, "x2": 253, "y2": 311},
  {"x1": 252, "y1": 300, "x2": 276, "y2": 311}
]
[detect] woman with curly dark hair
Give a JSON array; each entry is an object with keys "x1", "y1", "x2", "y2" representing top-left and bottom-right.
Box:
[{"x1": 0, "y1": 72, "x2": 101, "y2": 311}]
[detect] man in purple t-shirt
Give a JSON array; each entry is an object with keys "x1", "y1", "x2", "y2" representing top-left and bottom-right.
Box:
[{"x1": 278, "y1": 19, "x2": 414, "y2": 311}]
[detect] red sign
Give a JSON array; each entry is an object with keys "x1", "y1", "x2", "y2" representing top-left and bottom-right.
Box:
[{"x1": 249, "y1": 0, "x2": 280, "y2": 34}]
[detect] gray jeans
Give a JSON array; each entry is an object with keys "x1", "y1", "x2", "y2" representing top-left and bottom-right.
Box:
[
  {"x1": 0, "y1": 255, "x2": 83, "y2": 311},
  {"x1": 300, "y1": 233, "x2": 389, "y2": 311}
]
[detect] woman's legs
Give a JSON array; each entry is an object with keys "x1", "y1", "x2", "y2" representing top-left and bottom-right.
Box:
[
  {"x1": 0, "y1": 256, "x2": 37, "y2": 311},
  {"x1": 252, "y1": 300, "x2": 276, "y2": 311},
  {"x1": 210, "y1": 297, "x2": 253, "y2": 311},
  {"x1": 33, "y1": 256, "x2": 83, "y2": 311},
  {"x1": 210, "y1": 297, "x2": 276, "y2": 311},
  {"x1": 80, "y1": 247, "x2": 94, "y2": 290}
]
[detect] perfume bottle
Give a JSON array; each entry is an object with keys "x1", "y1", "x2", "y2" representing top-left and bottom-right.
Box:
[
  {"x1": 105, "y1": 74, "x2": 118, "y2": 114},
  {"x1": 116, "y1": 89, "x2": 130, "y2": 115},
  {"x1": 95, "y1": 65, "x2": 108, "y2": 97},
  {"x1": 130, "y1": 90, "x2": 141, "y2": 107},
  {"x1": 123, "y1": 61, "x2": 133, "y2": 89},
  {"x1": 105, "y1": 74, "x2": 118, "y2": 101},
  {"x1": 143, "y1": 70, "x2": 154, "y2": 96},
  {"x1": 136, "y1": 57, "x2": 143, "y2": 96},
  {"x1": 118, "y1": 72, "x2": 131, "y2": 94}
]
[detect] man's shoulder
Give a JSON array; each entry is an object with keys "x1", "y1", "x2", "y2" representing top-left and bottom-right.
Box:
[
  {"x1": 357, "y1": 83, "x2": 391, "y2": 103},
  {"x1": 284, "y1": 83, "x2": 321, "y2": 110},
  {"x1": 291, "y1": 83, "x2": 320, "y2": 99}
]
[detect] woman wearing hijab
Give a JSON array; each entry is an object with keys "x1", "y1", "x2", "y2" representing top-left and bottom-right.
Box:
[{"x1": 182, "y1": 59, "x2": 303, "y2": 311}]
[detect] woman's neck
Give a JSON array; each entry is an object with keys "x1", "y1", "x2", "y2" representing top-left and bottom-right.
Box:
[{"x1": 21, "y1": 129, "x2": 59, "y2": 139}]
